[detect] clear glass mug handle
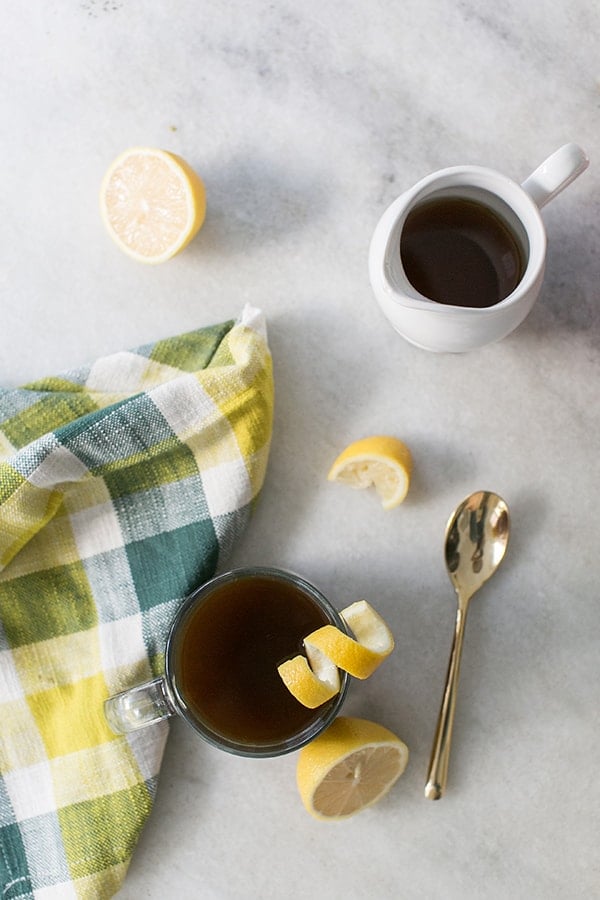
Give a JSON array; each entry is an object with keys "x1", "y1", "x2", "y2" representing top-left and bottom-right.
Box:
[{"x1": 104, "y1": 677, "x2": 176, "y2": 734}]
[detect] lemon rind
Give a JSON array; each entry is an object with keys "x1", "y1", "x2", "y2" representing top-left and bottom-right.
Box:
[
  {"x1": 277, "y1": 600, "x2": 394, "y2": 705},
  {"x1": 327, "y1": 436, "x2": 412, "y2": 510}
]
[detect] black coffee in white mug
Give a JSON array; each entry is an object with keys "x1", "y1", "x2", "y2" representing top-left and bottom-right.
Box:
[
  {"x1": 400, "y1": 196, "x2": 525, "y2": 309},
  {"x1": 368, "y1": 143, "x2": 588, "y2": 351}
]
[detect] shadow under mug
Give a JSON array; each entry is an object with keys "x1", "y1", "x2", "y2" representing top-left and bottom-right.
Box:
[{"x1": 104, "y1": 567, "x2": 349, "y2": 758}]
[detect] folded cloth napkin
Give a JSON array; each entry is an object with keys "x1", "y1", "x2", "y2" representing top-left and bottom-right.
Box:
[{"x1": 0, "y1": 305, "x2": 273, "y2": 899}]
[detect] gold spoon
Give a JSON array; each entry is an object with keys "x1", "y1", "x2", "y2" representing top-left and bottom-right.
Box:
[{"x1": 425, "y1": 490, "x2": 510, "y2": 800}]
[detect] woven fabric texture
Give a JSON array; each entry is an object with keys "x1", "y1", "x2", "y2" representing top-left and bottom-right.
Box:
[{"x1": 0, "y1": 306, "x2": 273, "y2": 899}]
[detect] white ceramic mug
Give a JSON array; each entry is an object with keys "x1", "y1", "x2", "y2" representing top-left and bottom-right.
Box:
[{"x1": 368, "y1": 143, "x2": 589, "y2": 352}]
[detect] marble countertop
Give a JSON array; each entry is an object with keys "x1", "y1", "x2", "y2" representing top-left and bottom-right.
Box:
[{"x1": 2, "y1": 2, "x2": 599, "y2": 897}]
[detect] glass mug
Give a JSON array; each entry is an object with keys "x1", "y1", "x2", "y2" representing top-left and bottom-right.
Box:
[
  {"x1": 369, "y1": 143, "x2": 588, "y2": 352},
  {"x1": 104, "y1": 567, "x2": 349, "y2": 758}
]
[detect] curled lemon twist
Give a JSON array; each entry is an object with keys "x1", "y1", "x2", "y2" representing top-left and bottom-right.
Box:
[{"x1": 277, "y1": 600, "x2": 394, "y2": 709}]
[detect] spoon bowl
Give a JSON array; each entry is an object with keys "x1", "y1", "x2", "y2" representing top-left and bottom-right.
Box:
[
  {"x1": 425, "y1": 490, "x2": 510, "y2": 800},
  {"x1": 445, "y1": 491, "x2": 509, "y2": 601}
]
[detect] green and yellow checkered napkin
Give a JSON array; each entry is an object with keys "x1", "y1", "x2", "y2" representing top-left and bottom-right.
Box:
[{"x1": 0, "y1": 306, "x2": 273, "y2": 899}]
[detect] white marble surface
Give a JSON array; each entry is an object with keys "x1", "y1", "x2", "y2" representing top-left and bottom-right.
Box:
[{"x1": 2, "y1": 2, "x2": 599, "y2": 897}]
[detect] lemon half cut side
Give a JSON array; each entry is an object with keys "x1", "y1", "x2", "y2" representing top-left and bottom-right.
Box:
[
  {"x1": 296, "y1": 716, "x2": 409, "y2": 820},
  {"x1": 100, "y1": 147, "x2": 206, "y2": 263}
]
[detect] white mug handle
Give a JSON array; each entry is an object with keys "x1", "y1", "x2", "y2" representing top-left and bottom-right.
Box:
[{"x1": 521, "y1": 143, "x2": 588, "y2": 209}]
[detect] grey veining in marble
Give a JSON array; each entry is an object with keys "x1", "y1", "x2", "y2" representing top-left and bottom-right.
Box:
[{"x1": 1, "y1": 1, "x2": 599, "y2": 898}]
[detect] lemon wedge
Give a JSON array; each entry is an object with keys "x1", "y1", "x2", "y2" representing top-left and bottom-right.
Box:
[
  {"x1": 99, "y1": 147, "x2": 206, "y2": 263},
  {"x1": 277, "y1": 600, "x2": 394, "y2": 707},
  {"x1": 296, "y1": 716, "x2": 409, "y2": 820},
  {"x1": 328, "y1": 435, "x2": 413, "y2": 510}
]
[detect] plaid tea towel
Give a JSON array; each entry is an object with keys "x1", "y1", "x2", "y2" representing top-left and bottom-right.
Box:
[{"x1": 0, "y1": 305, "x2": 273, "y2": 899}]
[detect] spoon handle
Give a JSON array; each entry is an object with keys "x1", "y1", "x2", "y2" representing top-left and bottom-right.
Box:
[{"x1": 424, "y1": 601, "x2": 468, "y2": 800}]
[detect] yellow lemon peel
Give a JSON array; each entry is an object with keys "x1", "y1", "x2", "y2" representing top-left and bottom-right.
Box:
[
  {"x1": 277, "y1": 600, "x2": 394, "y2": 707},
  {"x1": 276, "y1": 653, "x2": 340, "y2": 709}
]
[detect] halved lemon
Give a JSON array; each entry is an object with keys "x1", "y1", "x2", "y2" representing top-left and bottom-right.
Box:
[
  {"x1": 277, "y1": 600, "x2": 394, "y2": 707},
  {"x1": 99, "y1": 147, "x2": 206, "y2": 263},
  {"x1": 327, "y1": 435, "x2": 413, "y2": 510},
  {"x1": 296, "y1": 716, "x2": 409, "y2": 820}
]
